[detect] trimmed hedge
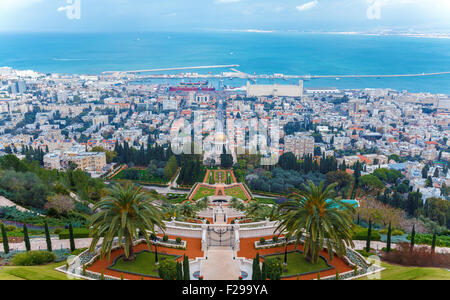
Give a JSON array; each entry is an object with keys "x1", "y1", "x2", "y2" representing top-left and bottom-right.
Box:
[
  {"x1": 59, "y1": 228, "x2": 90, "y2": 240},
  {"x1": 352, "y1": 227, "x2": 381, "y2": 241},
  {"x1": 12, "y1": 251, "x2": 56, "y2": 266},
  {"x1": 407, "y1": 233, "x2": 450, "y2": 248}
]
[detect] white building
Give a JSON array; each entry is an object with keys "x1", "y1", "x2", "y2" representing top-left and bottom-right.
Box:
[{"x1": 246, "y1": 81, "x2": 303, "y2": 98}]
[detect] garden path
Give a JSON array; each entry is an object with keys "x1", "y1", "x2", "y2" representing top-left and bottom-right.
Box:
[{"x1": 201, "y1": 247, "x2": 240, "y2": 280}]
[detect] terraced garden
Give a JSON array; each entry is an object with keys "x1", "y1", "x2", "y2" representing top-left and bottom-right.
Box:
[
  {"x1": 191, "y1": 186, "x2": 216, "y2": 201},
  {"x1": 225, "y1": 186, "x2": 248, "y2": 201},
  {"x1": 263, "y1": 251, "x2": 331, "y2": 277},
  {"x1": 109, "y1": 251, "x2": 177, "y2": 278}
]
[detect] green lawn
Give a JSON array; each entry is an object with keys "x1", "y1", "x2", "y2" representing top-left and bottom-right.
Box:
[
  {"x1": 225, "y1": 186, "x2": 247, "y2": 200},
  {"x1": 164, "y1": 194, "x2": 188, "y2": 204},
  {"x1": 110, "y1": 252, "x2": 175, "y2": 277},
  {"x1": 254, "y1": 197, "x2": 277, "y2": 205},
  {"x1": 109, "y1": 251, "x2": 177, "y2": 277},
  {"x1": 0, "y1": 262, "x2": 78, "y2": 280},
  {"x1": 192, "y1": 186, "x2": 216, "y2": 201},
  {"x1": 265, "y1": 252, "x2": 330, "y2": 277},
  {"x1": 357, "y1": 262, "x2": 450, "y2": 280}
]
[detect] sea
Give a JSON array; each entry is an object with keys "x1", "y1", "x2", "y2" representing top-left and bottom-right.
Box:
[{"x1": 0, "y1": 31, "x2": 450, "y2": 94}]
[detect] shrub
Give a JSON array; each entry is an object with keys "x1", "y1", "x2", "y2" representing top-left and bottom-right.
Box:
[
  {"x1": 71, "y1": 248, "x2": 88, "y2": 256},
  {"x1": 272, "y1": 236, "x2": 278, "y2": 243},
  {"x1": 356, "y1": 249, "x2": 373, "y2": 258},
  {"x1": 352, "y1": 227, "x2": 381, "y2": 241},
  {"x1": 4, "y1": 225, "x2": 18, "y2": 232},
  {"x1": 158, "y1": 259, "x2": 177, "y2": 280},
  {"x1": 260, "y1": 238, "x2": 266, "y2": 245},
  {"x1": 53, "y1": 228, "x2": 62, "y2": 234},
  {"x1": 58, "y1": 228, "x2": 90, "y2": 240},
  {"x1": 407, "y1": 233, "x2": 450, "y2": 248},
  {"x1": 176, "y1": 237, "x2": 182, "y2": 244},
  {"x1": 12, "y1": 251, "x2": 56, "y2": 266},
  {"x1": 264, "y1": 258, "x2": 283, "y2": 280},
  {"x1": 45, "y1": 195, "x2": 75, "y2": 214},
  {"x1": 163, "y1": 235, "x2": 169, "y2": 242},
  {"x1": 383, "y1": 242, "x2": 450, "y2": 268},
  {"x1": 379, "y1": 228, "x2": 405, "y2": 236}
]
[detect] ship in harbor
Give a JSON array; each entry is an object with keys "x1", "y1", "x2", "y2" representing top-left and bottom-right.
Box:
[{"x1": 169, "y1": 81, "x2": 216, "y2": 92}]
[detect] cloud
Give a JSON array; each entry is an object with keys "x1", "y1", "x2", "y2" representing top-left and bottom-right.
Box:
[{"x1": 296, "y1": 0, "x2": 318, "y2": 12}]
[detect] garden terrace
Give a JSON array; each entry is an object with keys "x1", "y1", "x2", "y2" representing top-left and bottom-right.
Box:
[
  {"x1": 86, "y1": 235, "x2": 203, "y2": 280},
  {"x1": 224, "y1": 185, "x2": 251, "y2": 202},
  {"x1": 237, "y1": 236, "x2": 353, "y2": 280},
  {"x1": 110, "y1": 167, "x2": 169, "y2": 185},
  {"x1": 188, "y1": 185, "x2": 216, "y2": 202},
  {"x1": 261, "y1": 251, "x2": 333, "y2": 278},
  {"x1": 203, "y1": 170, "x2": 237, "y2": 185},
  {"x1": 108, "y1": 251, "x2": 181, "y2": 278}
]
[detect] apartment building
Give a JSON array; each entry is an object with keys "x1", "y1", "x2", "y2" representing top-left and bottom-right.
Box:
[
  {"x1": 284, "y1": 133, "x2": 315, "y2": 159},
  {"x1": 68, "y1": 152, "x2": 106, "y2": 173}
]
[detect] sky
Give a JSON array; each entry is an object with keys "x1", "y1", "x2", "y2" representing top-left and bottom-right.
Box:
[{"x1": 0, "y1": 0, "x2": 449, "y2": 33}]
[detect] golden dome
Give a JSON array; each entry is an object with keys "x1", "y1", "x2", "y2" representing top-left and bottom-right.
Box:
[{"x1": 214, "y1": 132, "x2": 227, "y2": 143}]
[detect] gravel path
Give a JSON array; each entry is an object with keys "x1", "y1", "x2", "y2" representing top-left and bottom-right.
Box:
[
  {"x1": 352, "y1": 240, "x2": 450, "y2": 254},
  {"x1": 0, "y1": 196, "x2": 35, "y2": 214},
  {"x1": 0, "y1": 238, "x2": 95, "y2": 252}
]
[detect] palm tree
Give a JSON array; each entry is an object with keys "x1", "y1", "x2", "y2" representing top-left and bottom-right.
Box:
[
  {"x1": 178, "y1": 203, "x2": 195, "y2": 218},
  {"x1": 246, "y1": 201, "x2": 264, "y2": 219},
  {"x1": 277, "y1": 181, "x2": 355, "y2": 264},
  {"x1": 89, "y1": 184, "x2": 165, "y2": 262},
  {"x1": 194, "y1": 197, "x2": 209, "y2": 211}
]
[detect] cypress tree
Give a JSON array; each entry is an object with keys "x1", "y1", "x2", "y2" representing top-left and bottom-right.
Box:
[
  {"x1": 252, "y1": 253, "x2": 261, "y2": 280},
  {"x1": 336, "y1": 270, "x2": 340, "y2": 280},
  {"x1": 44, "y1": 221, "x2": 52, "y2": 252},
  {"x1": 386, "y1": 222, "x2": 392, "y2": 253},
  {"x1": 183, "y1": 255, "x2": 190, "y2": 280},
  {"x1": 252, "y1": 257, "x2": 258, "y2": 280},
  {"x1": 176, "y1": 262, "x2": 183, "y2": 280},
  {"x1": 365, "y1": 219, "x2": 372, "y2": 252},
  {"x1": 410, "y1": 224, "x2": 416, "y2": 252},
  {"x1": 23, "y1": 224, "x2": 31, "y2": 251},
  {"x1": 1, "y1": 223, "x2": 9, "y2": 254},
  {"x1": 68, "y1": 223, "x2": 76, "y2": 252},
  {"x1": 431, "y1": 231, "x2": 437, "y2": 254},
  {"x1": 283, "y1": 242, "x2": 288, "y2": 266},
  {"x1": 261, "y1": 261, "x2": 267, "y2": 280}
]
